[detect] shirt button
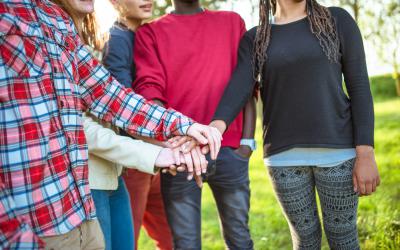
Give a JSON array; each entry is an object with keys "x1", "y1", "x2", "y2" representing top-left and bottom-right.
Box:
[
  {"x1": 60, "y1": 100, "x2": 64, "y2": 107},
  {"x1": 53, "y1": 67, "x2": 58, "y2": 73}
]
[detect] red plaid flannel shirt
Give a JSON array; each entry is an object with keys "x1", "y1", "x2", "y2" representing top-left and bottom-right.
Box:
[{"x1": 0, "y1": 0, "x2": 193, "y2": 248}]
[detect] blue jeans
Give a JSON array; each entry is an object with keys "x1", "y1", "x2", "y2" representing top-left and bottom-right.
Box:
[
  {"x1": 161, "y1": 147, "x2": 254, "y2": 250},
  {"x1": 91, "y1": 176, "x2": 134, "y2": 250}
]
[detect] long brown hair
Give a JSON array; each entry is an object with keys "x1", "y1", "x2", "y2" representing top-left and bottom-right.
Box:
[
  {"x1": 253, "y1": 0, "x2": 340, "y2": 85},
  {"x1": 51, "y1": 0, "x2": 104, "y2": 50}
]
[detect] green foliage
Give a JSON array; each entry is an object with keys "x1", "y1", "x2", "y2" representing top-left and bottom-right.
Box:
[
  {"x1": 138, "y1": 75, "x2": 400, "y2": 249},
  {"x1": 370, "y1": 75, "x2": 398, "y2": 100},
  {"x1": 153, "y1": 0, "x2": 227, "y2": 17}
]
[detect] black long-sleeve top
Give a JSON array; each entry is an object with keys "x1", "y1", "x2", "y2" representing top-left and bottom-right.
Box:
[{"x1": 213, "y1": 7, "x2": 374, "y2": 157}]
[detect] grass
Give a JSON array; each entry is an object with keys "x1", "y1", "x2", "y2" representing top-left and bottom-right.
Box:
[{"x1": 139, "y1": 76, "x2": 400, "y2": 249}]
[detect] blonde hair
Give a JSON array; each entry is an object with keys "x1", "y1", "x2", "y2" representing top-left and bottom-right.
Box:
[{"x1": 52, "y1": 0, "x2": 104, "y2": 50}]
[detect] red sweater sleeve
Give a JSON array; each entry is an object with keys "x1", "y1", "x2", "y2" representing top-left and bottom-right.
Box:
[{"x1": 133, "y1": 25, "x2": 168, "y2": 105}]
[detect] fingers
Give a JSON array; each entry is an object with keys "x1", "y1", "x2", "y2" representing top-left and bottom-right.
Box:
[
  {"x1": 187, "y1": 124, "x2": 208, "y2": 145},
  {"x1": 168, "y1": 165, "x2": 177, "y2": 176},
  {"x1": 201, "y1": 145, "x2": 210, "y2": 155},
  {"x1": 352, "y1": 174, "x2": 358, "y2": 194},
  {"x1": 183, "y1": 152, "x2": 194, "y2": 181},
  {"x1": 194, "y1": 174, "x2": 203, "y2": 188},
  {"x1": 365, "y1": 181, "x2": 373, "y2": 195},
  {"x1": 202, "y1": 129, "x2": 215, "y2": 160},
  {"x1": 358, "y1": 179, "x2": 366, "y2": 196},
  {"x1": 181, "y1": 140, "x2": 197, "y2": 154},
  {"x1": 196, "y1": 146, "x2": 207, "y2": 174},
  {"x1": 190, "y1": 148, "x2": 202, "y2": 177},
  {"x1": 173, "y1": 148, "x2": 181, "y2": 166},
  {"x1": 372, "y1": 179, "x2": 377, "y2": 193},
  {"x1": 168, "y1": 136, "x2": 191, "y2": 148}
]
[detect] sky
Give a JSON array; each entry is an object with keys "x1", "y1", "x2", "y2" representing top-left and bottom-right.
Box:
[{"x1": 95, "y1": 0, "x2": 392, "y2": 76}]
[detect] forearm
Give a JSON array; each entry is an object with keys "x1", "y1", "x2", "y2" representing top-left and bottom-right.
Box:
[
  {"x1": 213, "y1": 33, "x2": 255, "y2": 128},
  {"x1": 241, "y1": 97, "x2": 257, "y2": 139},
  {"x1": 134, "y1": 99, "x2": 168, "y2": 147},
  {"x1": 83, "y1": 115, "x2": 162, "y2": 174}
]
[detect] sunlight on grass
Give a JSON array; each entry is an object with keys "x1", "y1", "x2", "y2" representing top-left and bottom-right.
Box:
[{"x1": 139, "y1": 82, "x2": 400, "y2": 250}]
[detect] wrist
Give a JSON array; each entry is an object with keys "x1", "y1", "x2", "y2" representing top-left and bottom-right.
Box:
[
  {"x1": 356, "y1": 145, "x2": 374, "y2": 158},
  {"x1": 240, "y1": 138, "x2": 256, "y2": 151},
  {"x1": 210, "y1": 120, "x2": 227, "y2": 134}
]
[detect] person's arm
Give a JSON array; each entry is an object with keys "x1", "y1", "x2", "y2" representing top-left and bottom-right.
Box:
[
  {"x1": 83, "y1": 114, "x2": 162, "y2": 174},
  {"x1": 336, "y1": 8, "x2": 380, "y2": 196},
  {"x1": 133, "y1": 25, "x2": 168, "y2": 106},
  {"x1": 102, "y1": 31, "x2": 133, "y2": 89},
  {"x1": 235, "y1": 97, "x2": 257, "y2": 158},
  {"x1": 0, "y1": 184, "x2": 44, "y2": 249},
  {"x1": 211, "y1": 31, "x2": 256, "y2": 134}
]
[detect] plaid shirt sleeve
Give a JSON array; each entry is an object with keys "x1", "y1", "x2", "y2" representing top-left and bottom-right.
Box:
[
  {"x1": 76, "y1": 44, "x2": 194, "y2": 141},
  {"x1": 0, "y1": 184, "x2": 44, "y2": 250}
]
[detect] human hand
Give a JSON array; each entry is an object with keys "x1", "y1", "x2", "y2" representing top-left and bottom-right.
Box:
[
  {"x1": 234, "y1": 145, "x2": 253, "y2": 159},
  {"x1": 186, "y1": 123, "x2": 222, "y2": 160},
  {"x1": 156, "y1": 148, "x2": 185, "y2": 176},
  {"x1": 353, "y1": 146, "x2": 381, "y2": 196}
]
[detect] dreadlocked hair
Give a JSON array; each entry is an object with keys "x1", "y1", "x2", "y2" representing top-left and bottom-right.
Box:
[{"x1": 253, "y1": 0, "x2": 341, "y2": 86}]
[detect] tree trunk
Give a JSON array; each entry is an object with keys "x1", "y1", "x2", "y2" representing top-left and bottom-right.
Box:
[{"x1": 352, "y1": 0, "x2": 359, "y2": 24}]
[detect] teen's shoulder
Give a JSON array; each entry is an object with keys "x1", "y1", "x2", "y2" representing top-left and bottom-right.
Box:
[{"x1": 328, "y1": 6, "x2": 354, "y2": 21}]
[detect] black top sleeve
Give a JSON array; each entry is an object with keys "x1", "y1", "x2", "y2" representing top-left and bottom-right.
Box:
[
  {"x1": 213, "y1": 31, "x2": 256, "y2": 126},
  {"x1": 102, "y1": 32, "x2": 134, "y2": 89},
  {"x1": 333, "y1": 7, "x2": 375, "y2": 146}
]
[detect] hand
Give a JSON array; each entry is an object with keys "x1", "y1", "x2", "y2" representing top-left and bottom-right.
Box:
[
  {"x1": 209, "y1": 120, "x2": 227, "y2": 134},
  {"x1": 353, "y1": 146, "x2": 381, "y2": 196},
  {"x1": 167, "y1": 136, "x2": 193, "y2": 149},
  {"x1": 186, "y1": 123, "x2": 222, "y2": 160},
  {"x1": 156, "y1": 148, "x2": 185, "y2": 176},
  {"x1": 234, "y1": 145, "x2": 252, "y2": 159}
]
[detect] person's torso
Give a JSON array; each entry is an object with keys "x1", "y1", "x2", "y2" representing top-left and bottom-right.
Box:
[
  {"x1": 249, "y1": 12, "x2": 354, "y2": 155},
  {"x1": 143, "y1": 10, "x2": 246, "y2": 147},
  {"x1": 152, "y1": 11, "x2": 245, "y2": 118},
  {"x1": 0, "y1": 0, "x2": 95, "y2": 236}
]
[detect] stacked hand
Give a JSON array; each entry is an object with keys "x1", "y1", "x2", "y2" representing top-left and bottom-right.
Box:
[{"x1": 154, "y1": 123, "x2": 223, "y2": 188}]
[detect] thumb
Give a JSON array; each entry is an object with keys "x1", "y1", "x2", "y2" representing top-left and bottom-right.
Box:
[{"x1": 352, "y1": 174, "x2": 358, "y2": 193}]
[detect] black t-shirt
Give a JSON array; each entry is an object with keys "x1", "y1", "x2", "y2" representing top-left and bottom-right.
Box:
[{"x1": 213, "y1": 7, "x2": 374, "y2": 157}]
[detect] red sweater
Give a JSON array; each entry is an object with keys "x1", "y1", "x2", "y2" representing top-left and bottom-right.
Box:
[{"x1": 133, "y1": 10, "x2": 246, "y2": 148}]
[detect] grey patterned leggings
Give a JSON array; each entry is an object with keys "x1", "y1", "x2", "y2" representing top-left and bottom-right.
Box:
[{"x1": 268, "y1": 159, "x2": 359, "y2": 250}]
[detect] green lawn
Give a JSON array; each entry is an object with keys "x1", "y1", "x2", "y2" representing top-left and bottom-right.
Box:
[{"x1": 139, "y1": 76, "x2": 400, "y2": 249}]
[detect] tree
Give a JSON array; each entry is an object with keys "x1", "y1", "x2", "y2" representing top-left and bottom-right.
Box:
[
  {"x1": 153, "y1": 0, "x2": 228, "y2": 17},
  {"x1": 368, "y1": 0, "x2": 400, "y2": 96},
  {"x1": 338, "y1": 0, "x2": 360, "y2": 23}
]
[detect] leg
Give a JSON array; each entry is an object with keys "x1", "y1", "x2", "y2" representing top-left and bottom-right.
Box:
[
  {"x1": 123, "y1": 169, "x2": 152, "y2": 250},
  {"x1": 161, "y1": 171, "x2": 202, "y2": 250},
  {"x1": 207, "y1": 147, "x2": 253, "y2": 250},
  {"x1": 268, "y1": 166, "x2": 322, "y2": 250},
  {"x1": 91, "y1": 189, "x2": 112, "y2": 250},
  {"x1": 142, "y1": 173, "x2": 173, "y2": 250},
  {"x1": 314, "y1": 159, "x2": 360, "y2": 250},
  {"x1": 109, "y1": 177, "x2": 135, "y2": 250}
]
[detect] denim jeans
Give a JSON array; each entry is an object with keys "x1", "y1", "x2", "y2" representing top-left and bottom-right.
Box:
[
  {"x1": 161, "y1": 147, "x2": 254, "y2": 250},
  {"x1": 91, "y1": 176, "x2": 134, "y2": 250}
]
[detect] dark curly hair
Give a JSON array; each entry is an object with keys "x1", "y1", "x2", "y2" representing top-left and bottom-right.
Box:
[{"x1": 253, "y1": 0, "x2": 341, "y2": 85}]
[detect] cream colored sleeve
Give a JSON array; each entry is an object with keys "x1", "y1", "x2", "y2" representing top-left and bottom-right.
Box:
[{"x1": 83, "y1": 114, "x2": 162, "y2": 174}]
